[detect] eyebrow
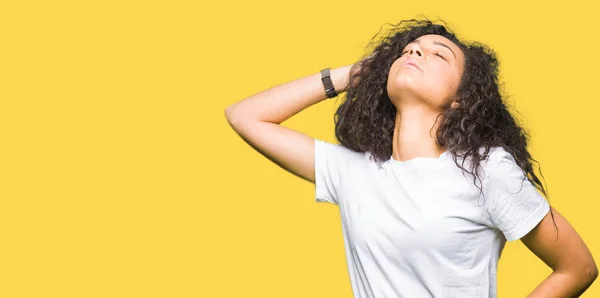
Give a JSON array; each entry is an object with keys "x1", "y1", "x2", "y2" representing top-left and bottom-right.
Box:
[{"x1": 410, "y1": 39, "x2": 457, "y2": 58}]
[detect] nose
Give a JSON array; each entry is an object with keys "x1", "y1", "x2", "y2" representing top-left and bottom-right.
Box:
[{"x1": 406, "y1": 44, "x2": 423, "y2": 57}]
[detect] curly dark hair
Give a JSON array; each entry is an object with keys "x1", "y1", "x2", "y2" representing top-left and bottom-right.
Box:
[{"x1": 334, "y1": 18, "x2": 557, "y2": 234}]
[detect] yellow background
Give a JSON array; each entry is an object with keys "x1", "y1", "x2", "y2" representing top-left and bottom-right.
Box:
[{"x1": 1, "y1": 0, "x2": 598, "y2": 297}]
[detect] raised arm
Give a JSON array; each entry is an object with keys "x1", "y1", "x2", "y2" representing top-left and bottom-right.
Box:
[{"x1": 224, "y1": 64, "x2": 353, "y2": 183}]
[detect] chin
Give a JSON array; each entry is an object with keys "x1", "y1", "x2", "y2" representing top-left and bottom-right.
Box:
[
  {"x1": 388, "y1": 76, "x2": 424, "y2": 102},
  {"x1": 389, "y1": 70, "x2": 422, "y2": 90}
]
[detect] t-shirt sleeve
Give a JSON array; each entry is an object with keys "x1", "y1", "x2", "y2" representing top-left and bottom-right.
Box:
[
  {"x1": 314, "y1": 138, "x2": 362, "y2": 205},
  {"x1": 483, "y1": 148, "x2": 551, "y2": 241}
]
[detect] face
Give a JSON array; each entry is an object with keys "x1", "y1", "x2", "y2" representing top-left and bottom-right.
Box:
[{"x1": 387, "y1": 34, "x2": 465, "y2": 110}]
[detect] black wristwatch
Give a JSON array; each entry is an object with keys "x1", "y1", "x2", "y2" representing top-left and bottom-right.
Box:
[{"x1": 320, "y1": 68, "x2": 338, "y2": 98}]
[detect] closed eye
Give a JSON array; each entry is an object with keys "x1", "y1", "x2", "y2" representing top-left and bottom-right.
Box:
[{"x1": 401, "y1": 50, "x2": 446, "y2": 61}]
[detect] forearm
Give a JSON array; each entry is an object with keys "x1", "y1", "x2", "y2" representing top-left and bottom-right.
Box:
[
  {"x1": 225, "y1": 65, "x2": 352, "y2": 125},
  {"x1": 527, "y1": 270, "x2": 597, "y2": 298}
]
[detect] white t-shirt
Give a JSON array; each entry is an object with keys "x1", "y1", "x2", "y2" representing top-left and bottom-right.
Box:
[{"x1": 314, "y1": 139, "x2": 550, "y2": 298}]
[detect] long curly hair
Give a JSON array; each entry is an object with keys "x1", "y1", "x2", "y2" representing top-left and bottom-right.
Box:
[{"x1": 335, "y1": 18, "x2": 556, "y2": 233}]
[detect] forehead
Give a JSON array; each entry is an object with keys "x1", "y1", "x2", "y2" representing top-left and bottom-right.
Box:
[
  {"x1": 407, "y1": 34, "x2": 464, "y2": 59},
  {"x1": 408, "y1": 34, "x2": 461, "y2": 51}
]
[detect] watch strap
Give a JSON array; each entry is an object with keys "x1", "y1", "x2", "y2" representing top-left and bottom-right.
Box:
[{"x1": 320, "y1": 68, "x2": 338, "y2": 98}]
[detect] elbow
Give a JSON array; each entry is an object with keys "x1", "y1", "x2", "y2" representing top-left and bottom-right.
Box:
[
  {"x1": 587, "y1": 264, "x2": 599, "y2": 284},
  {"x1": 574, "y1": 263, "x2": 599, "y2": 289},
  {"x1": 224, "y1": 105, "x2": 235, "y2": 122},
  {"x1": 555, "y1": 262, "x2": 598, "y2": 288},
  {"x1": 225, "y1": 104, "x2": 242, "y2": 128},
  {"x1": 225, "y1": 104, "x2": 261, "y2": 130}
]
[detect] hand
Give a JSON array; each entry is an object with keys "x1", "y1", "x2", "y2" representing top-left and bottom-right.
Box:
[{"x1": 344, "y1": 51, "x2": 376, "y2": 92}]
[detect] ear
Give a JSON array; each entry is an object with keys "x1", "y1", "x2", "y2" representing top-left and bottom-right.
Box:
[{"x1": 450, "y1": 100, "x2": 460, "y2": 108}]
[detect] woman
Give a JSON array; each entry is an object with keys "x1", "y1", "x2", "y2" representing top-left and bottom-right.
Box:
[{"x1": 225, "y1": 19, "x2": 597, "y2": 297}]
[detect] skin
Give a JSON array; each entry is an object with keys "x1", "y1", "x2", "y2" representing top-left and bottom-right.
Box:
[
  {"x1": 523, "y1": 207, "x2": 597, "y2": 297},
  {"x1": 386, "y1": 34, "x2": 464, "y2": 162},
  {"x1": 225, "y1": 33, "x2": 598, "y2": 295},
  {"x1": 384, "y1": 34, "x2": 598, "y2": 296}
]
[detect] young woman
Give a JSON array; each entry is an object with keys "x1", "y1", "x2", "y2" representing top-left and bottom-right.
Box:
[{"x1": 225, "y1": 19, "x2": 597, "y2": 297}]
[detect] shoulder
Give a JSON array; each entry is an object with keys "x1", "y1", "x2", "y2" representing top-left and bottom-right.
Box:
[
  {"x1": 479, "y1": 146, "x2": 533, "y2": 198},
  {"x1": 487, "y1": 146, "x2": 516, "y2": 162},
  {"x1": 483, "y1": 146, "x2": 522, "y2": 176},
  {"x1": 450, "y1": 146, "x2": 514, "y2": 174},
  {"x1": 451, "y1": 146, "x2": 523, "y2": 187},
  {"x1": 315, "y1": 139, "x2": 371, "y2": 163},
  {"x1": 461, "y1": 146, "x2": 517, "y2": 175}
]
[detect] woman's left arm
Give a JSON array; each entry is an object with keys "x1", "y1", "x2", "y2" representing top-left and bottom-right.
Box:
[{"x1": 522, "y1": 206, "x2": 598, "y2": 297}]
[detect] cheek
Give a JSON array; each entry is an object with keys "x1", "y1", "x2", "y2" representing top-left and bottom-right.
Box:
[
  {"x1": 389, "y1": 59, "x2": 402, "y2": 75},
  {"x1": 431, "y1": 68, "x2": 460, "y2": 93},
  {"x1": 419, "y1": 69, "x2": 461, "y2": 104},
  {"x1": 443, "y1": 72, "x2": 461, "y2": 93}
]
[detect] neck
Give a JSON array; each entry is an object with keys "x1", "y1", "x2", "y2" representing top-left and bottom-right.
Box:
[{"x1": 392, "y1": 105, "x2": 447, "y2": 162}]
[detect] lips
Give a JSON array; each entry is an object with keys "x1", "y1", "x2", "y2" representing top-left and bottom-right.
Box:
[{"x1": 402, "y1": 59, "x2": 422, "y2": 71}]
